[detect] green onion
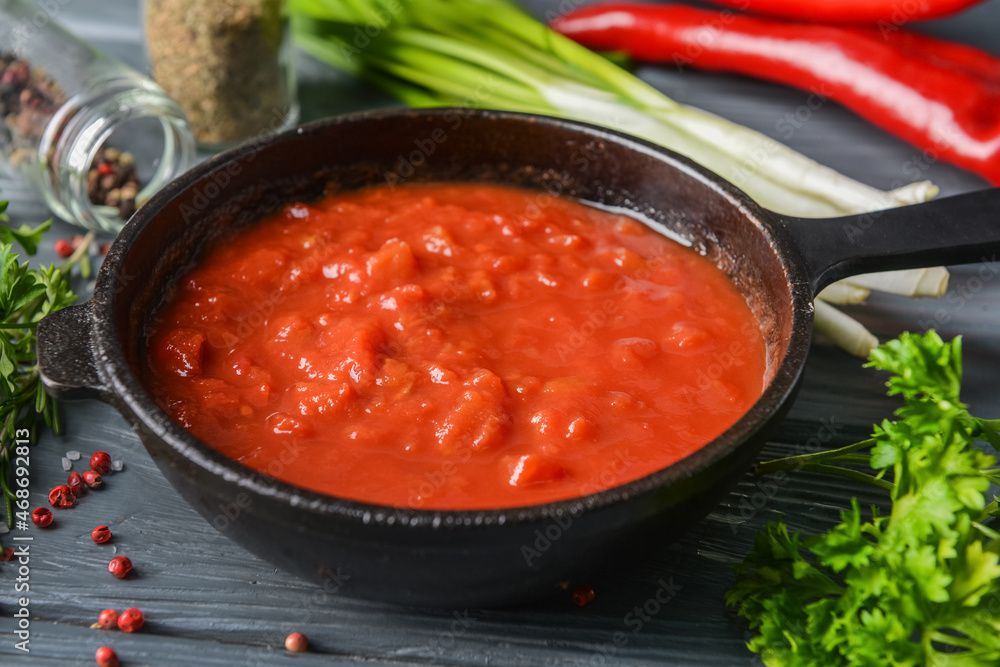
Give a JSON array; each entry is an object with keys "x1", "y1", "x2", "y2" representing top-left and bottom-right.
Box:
[
  {"x1": 289, "y1": 0, "x2": 937, "y2": 218},
  {"x1": 289, "y1": 0, "x2": 946, "y2": 355}
]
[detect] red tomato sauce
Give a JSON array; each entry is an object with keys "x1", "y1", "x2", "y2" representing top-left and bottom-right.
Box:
[{"x1": 145, "y1": 183, "x2": 766, "y2": 509}]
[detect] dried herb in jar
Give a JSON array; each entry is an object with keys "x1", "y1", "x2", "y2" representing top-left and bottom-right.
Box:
[{"x1": 145, "y1": 0, "x2": 294, "y2": 146}]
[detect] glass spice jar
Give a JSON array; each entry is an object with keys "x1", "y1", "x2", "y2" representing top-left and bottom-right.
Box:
[
  {"x1": 0, "y1": 0, "x2": 196, "y2": 233},
  {"x1": 144, "y1": 0, "x2": 299, "y2": 149}
]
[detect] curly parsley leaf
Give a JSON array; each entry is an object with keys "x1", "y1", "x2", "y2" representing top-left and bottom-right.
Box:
[{"x1": 728, "y1": 332, "x2": 1000, "y2": 666}]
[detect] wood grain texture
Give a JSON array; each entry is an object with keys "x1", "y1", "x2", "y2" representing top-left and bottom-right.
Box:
[{"x1": 1, "y1": 0, "x2": 999, "y2": 664}]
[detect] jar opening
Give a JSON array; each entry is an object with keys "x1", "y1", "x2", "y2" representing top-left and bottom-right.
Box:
[{"x1": 44, "y1": 85, "x2": 195, "y2": 233}]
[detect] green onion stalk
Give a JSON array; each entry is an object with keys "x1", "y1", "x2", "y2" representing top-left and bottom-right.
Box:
[{"x1": 288, "y1": 0, "x2": 947, "y2": 355}]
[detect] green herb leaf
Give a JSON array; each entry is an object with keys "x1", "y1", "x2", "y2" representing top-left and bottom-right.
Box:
[
  {"x1": 0, "y1": 218, "x2": 51, "y2": 256},
  {"x1": 730, "y1": 331, "x2": 1000, "y2": 666},
  {"x1": 0, "y1": 206, "x2": 90, "y2": 527}
]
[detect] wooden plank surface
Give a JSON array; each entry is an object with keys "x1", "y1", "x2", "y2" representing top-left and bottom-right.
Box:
[{"x1": 2, "y1": 1, "x2": 999, "y2": 664}]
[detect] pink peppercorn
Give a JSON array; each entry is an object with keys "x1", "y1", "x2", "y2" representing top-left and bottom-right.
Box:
[
  {"x1": 30, "y1": 507, "x2": 53, "y2": 527},
  {"x1": 97, "y1": 608, "x2": 118, "y2": 630},
  {"x1": 92, "y1": 525, "x2": 113, "y2": 544},
  {"x1": 285, "y1": 632, "x2": 308, "y2": 652},
  {"x1": 90, "y1": 451, "x2": 112, "y2": 475},
  {"x1": 117, "y1": 607, "x2": 144, "y2": 633},
  {"x1": 95, "y1": 646, "x2": 119, "y2": 667},
  {"x1": 108, "y1": 555, "x2": 132, "y2": 579},
  {"x1": 48, "y1": 485, "x2": 76, "y2": 509}
]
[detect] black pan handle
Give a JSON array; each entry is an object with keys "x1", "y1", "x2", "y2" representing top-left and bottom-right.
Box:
[
  {"x1": 772, "y1": 187, "x2": 1000, "y2": 295},
  {"x1": 36, "y1": 301, "x2": 107, "y2": 401}
]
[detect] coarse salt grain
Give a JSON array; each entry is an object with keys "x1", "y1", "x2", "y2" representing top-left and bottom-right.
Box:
[
  {"x1": 66, "y1": 450, "x2": 81, "y2": 461},
  {"x1": 61, "y1": 457, "x2": 72, "y2": 471},
  {"x1": 111, "y1": 460, "x2": 124, "y2": 472}
]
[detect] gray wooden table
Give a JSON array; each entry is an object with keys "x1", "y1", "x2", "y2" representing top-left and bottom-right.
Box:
[{"x1": 2, "y1": 0, "x2": 999, "y2": 664}]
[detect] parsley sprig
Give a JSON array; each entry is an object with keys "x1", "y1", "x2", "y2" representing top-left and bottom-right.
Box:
[
  {"x1": 728, "y1": 331, "x2": 1000, "y2": 665},
  {"x1": 0, "y1": 200, "x2": 91, "y2": 526}
]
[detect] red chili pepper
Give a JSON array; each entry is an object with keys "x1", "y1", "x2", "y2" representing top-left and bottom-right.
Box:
[
  {"x1": 551, "y1": 3, "x2": 1000, "y2": 185},
  {"x1": 696, "y1": 0, "x2": 988, "y2": 23}
]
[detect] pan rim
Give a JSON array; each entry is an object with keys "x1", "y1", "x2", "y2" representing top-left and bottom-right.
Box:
[{"x1": 91, "y1": 107, "x2": 816, "y2": 529}]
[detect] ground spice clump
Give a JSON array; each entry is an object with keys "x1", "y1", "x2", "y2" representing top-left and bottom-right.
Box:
[{"x1": 145, "y1": 0, "x2": 292, "y2": 145}]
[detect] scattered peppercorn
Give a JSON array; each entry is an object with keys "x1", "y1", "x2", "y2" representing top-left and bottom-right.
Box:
[
  {"x1": 97, "y1": 608, "x2": 119, "y2": 630},
  {"x1": 54, "y1": 238, "x2": 74, "y2": 258},
  {"x1": 95, "y1": 646, "x2": 120, "y2": 667},
  {"x1": 0, "y1": 52, "x2": 67, "y2": 170},
  {"x1": 92, "y1": 525, "x2": 113, "y2": 544},
  {"x1": 90, "y1": 451, "x2": 112, "y2": 475},
  {"x1": 68, "y1": 471, "x2": 85, "y2": 497},
  {"x1": 30, "y1": 507, "x2": 53, "y2": 527},
  {"x1": 108, "y1": 555, "x2": 133, "y2": 579},
  {"x1": 86, "y1": 148, "x2": 142, "y2": 221},
  {"x1": 572, "y1": 585, "x2": 596, "y2": 607},
  {"x1": 285, "y1": 632, "x2": 308, "y2": 652},
  {"x1": 117, "y1": 607, "x2": 145, "y2": 633},
  {"x1": 49, "y1": 484, "x2": 76, "y2": 509},
  {"x1": 83, "y1": 470, "x2": 104, "y2": 489}
]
